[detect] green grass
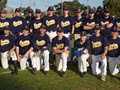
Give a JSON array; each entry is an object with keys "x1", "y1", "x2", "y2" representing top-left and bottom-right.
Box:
[{"x1": 0, "y1": 64, "x2": 120, "y2": 90}]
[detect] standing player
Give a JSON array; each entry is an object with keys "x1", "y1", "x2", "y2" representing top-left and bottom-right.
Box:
[
  {"x1": 89, "y1": 25, "x2": 108, "y2": 81},
  {"x1": 52, "y1": 28, "x2": 69, "y2": 77},
  {"x1": 10, "y1": 8, "x2": 26, "y2": 36},
  {"x1": 74, "y1": 31, "x2": 90, "y2": 78},
  {"x1": 74, "y1": 9, "x2": 84, "y2": 40},
  {"x1": 59, "y1": 6, "x2": 75, "y2": 62},
  {"x1": 0, "y1": 10, "x2": 10, "y2": 35},
  {"x1": 32, "y1": 25, "x2": 50, "y2": 75},
  {"x1": 100, "y1": 8, "x2": 114, "y2": 38},
  {"x1": 108, "y1": 27, "x2": 120, "y2": 75},
  {"x1": 0, "y1": 27, "x2": 18, "y2": 74},
  {"x1": 16, "y1": 26, "x2": 34, "y2": 70},
  {"x1": 30, "y1": 9, "x2": 42, "y2": 35},
  {"x1": 43, "y1": 6, "x2": 59, "y2": 42}
]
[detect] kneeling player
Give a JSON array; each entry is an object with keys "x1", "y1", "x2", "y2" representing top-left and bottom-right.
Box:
[
  {"x1": 74, "y1": 31, "x2": 90, "y2": 78},
  {"x1": 0, "y1": 27, "x2": 18, "y2": 74},
  {"x1": 108, "y1": 27, "x2": 120, "y2": 75},
  {"x1": 32, "y1": 25, "x2": 50, "y2": 75},
  {"x1": 89, "y1": 25, "x2": 108, "y2": 81},
  {"x1": 16, "y1": 26, "x2": 34, "y2": 70},
  {"x1": 52, "y1": 28, "x2": 69, "y2": 77}
]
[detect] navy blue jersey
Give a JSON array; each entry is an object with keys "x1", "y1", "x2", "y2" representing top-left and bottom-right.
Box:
[
  {"x1": 26, "y1": 16, "x2": 35, "y2": 27},
  {"x1": 108, "y1": 37, "x2": 120, "y2": 57},
  {"x1": 83, "y1": 18, "x2": 98, "y2": 34},
  {"x1": 43, "y1": 15, "x2": 59, "y2": 32},
  {"x1": 30, "y1": 18, "x2": 42, "y2": 34},
  {"x1": 74, "y1": 17, "x2": 84, "y2": 34},
  {"x1": 74, "y1": 39, "x2": 90, "y2": 51},
  {"x1": 115, "y1": 18, "x2": 120, "y2": 27},
  {"x1": 0, "y1": 18, "x2": 10, "y2": 32},
  {"x1": 16, "y1": 35, "x2": 33, "y2": 55},
  {"x1": 99, "y1": 17, "x2": 114, "y2": 37},
  {"x1": 52, "y1": 36, "x2": 69, "y2": 50},
  {"x1": 59, "y1": 16, "x2": 75, "y2": 33},
  {"x1": 32, "y1": 34, "x2": 50, "y2": 51},
  {"x1": 0, "y1": 34, "x2": 15, "y2": 52},
  {"x1": 89, "y1": 35, "x2": 108, "y2": 55}
]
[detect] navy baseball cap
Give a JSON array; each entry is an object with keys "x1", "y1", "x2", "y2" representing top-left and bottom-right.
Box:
[
  {"x1": 40, "y1": 25, "x2": 46, "y2": 30},
  {"x1": 112, "y1": 26, "x2": 119, "y2": 32},
  {"x1": 94, "y1": 25, "x2": 100, "y2": 30},
  {"x1": 4, "y1": 27, "x2": 10, "y2": 30},
  {"x1": 23, "y1": 26, "x2": 29, "y2": 31},
  {"x1": 35, "y1": 9, "x2": 41, "y2": 13},
  {"x1": 28, "y1": 9, "x2": 33, "y2": 13},
  {"x1": 1, "y1": 10, "x2": 6, "y2": 13},
  {"x1": 89, "y1": 9, "x2": 94, "y2": 14},
  {"x1": 104, "y1": 9, "x2": 110, "y2": 13},
  {"x1": 80, "y1": 31, "x2": 87, "y2": 36},
  {"x1": 57, "y1": 28, "x2": 64, "y2": 32},
  {"x1": 15, "y1": 8, "x2": 21, "y2": 12},
  {"x1": 47, "y1": 6, "x2": 54, "y2": 11},
  {"x1": 76, "y1": 9, "x2": 82, "y2": 13},
  {"x1": 63, "y1": 6, "x2": 69, "y2": 11}
]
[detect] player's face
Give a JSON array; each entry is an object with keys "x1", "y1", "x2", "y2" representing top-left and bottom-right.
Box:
[
  {"x1": 23, "y1": 30, "x2": 29, "y2": 36},
  {"x1": 15, "y1": 12, "x2": 21, "y2": 16},
  {"x1": 80, "y1": 35, "x2": 87, "y2": 41},
  {"x1": 4, "y1": 30, "x2": 10, "y2": 35},
  {"x1": 28, "y1": 13, "x2": 33, "y2": 17},
  {"x1": 1, "y1": 13, "x2": 6, "y2": 18},
  {"x1": 63, "y1": 10, "x2": 69, "y2": 15},
  {"x1": 48, "y1": 11, "x2": 54, "y2": 16},
  {"x1": 57, "y1": 32, "x2": 63, "y2": 37},
  {"x1": 111, "y1": 32, "x2": 118, "y2": 38},
  {"x1": 95, "y1": 30, "x2": 100, "y2": 35},
  {"x1": 36, "y1": 13, "x2": 41, "y2": 18},
  {"x1": 104, "y1": 13, "x2": 109, "y2": 17},
  {"x1": 77, "y1": 12, "x2": 82, "y2": 17},
  {"x1": 40, "y1": 28, "x2": 46, "y2": 34},
  {"x1": 89, "y1": 13, "x2": 94, "y2": 18}
]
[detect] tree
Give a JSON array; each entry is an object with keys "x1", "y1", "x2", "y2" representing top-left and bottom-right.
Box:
[{"x1": 0, "y1": 0, "x2": 7, "y2": 11}]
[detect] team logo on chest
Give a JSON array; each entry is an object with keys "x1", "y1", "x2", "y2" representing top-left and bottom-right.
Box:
[
  {"x1": 56, "y1": 43, "x2": 64, "y2": 49},
  {"x1": 116, "y1": 22, "x2": 120, "y2": 27},
  {"x1": 36, "y1": 40, "x2": 46, "y2": 46},
  {"x1": 13, "y1": 21, "x2": 23, "y2": 27},
  {"x1": 108, "y1": 43, "x2": 118, "y2": 51},
  {"x1": 0, "y1": 22, "x2": 9, "y2": 28},
  {"x1": 101, "y1": 21, "x2": 109, "y2": 25},
  {"x1": 61, "y1": 21, "x2": 70, "y2": 27},
  {"x1": 19, "y1": 40, "x2": 30, "y2": 47},
  {"x1": 46, "y1": 20, "x2": 55, "y2": 26},
  {"x1": 75, "y1": 22, "x2": 83, "y2": 28},
  {"x1": 0, "y1": 39, "x2": 10, "y2": 46},
  {"x1": 92, "y1": 41, "x2": 102, "y2": 49},
  {"x1": 34, "y1": 23, "x2": 42, "y2": 29},
  {"x1": 87, "y1": 22, "x2": 95, "y2": 26}
]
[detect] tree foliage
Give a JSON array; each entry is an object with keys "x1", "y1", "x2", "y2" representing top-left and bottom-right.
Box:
[{"x1": 0, "y1": 0, "x2": 7, "y2": 11}]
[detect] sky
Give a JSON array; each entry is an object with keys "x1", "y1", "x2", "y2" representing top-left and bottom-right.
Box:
[{"x1": 7, "y1": 0, "x2": 103, "y2": 11}]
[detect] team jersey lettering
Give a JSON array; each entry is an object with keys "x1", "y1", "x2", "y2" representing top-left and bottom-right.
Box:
[
  {"x1": 108, "y1": 43, "x2": 118, "y2": 51},
  {"x1": 78, "y1": 47, "x2": 84, "y2": 51},
  {"x1": 0, "y1": 39, "x2": 10, "y2": 46},
  {"x1": 116, "y1": 22, "x2": 120, "y2": 27},
  {"x1": 75, "y1": 22, "x2": 83, "y2": 28},
  {"x1": 56, "y1": 43, "x2": 64, "y2": 49},
  {"x1": 92, "y1": 41, "x2": 102, "y2": 49},
  {"x1": 87, "y1": 22, "x2": 95, "y2": 26},
  {"x1": 61, "y1": 21, "x2": 70, "y2": 27},
  {"x1": 13, "y1": 21, "x2": 23, "y2": 27},
  {"x1": 0, "y1": 22, "x2": 9, "y2": 28},
  {"x1": 19, "y1": 40, "x2": 30, "y2": 47},
  {"x1": 101, "y1": 21, "x2": 109, "y2": 25},
  {"x1": 36, "y1": 40, "x2": 46, "y2": 46},
  {"x1": 34, "y1": 23, "x2": 42, "y2": 29},
  {"x1": 46, "y1": 20, "x2": 55, "y2": 26}
]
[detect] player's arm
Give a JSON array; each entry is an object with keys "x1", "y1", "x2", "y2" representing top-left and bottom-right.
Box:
[
  {"x1": 16, "y1": 46, "x2": 21, "y2": 61},
  {"x1": 101, "y1": 46, "x2": 108, "y2": 60},
  {"x1": 107, "y1": 23, "x2": 113, "y2": 28},
  {"x1": 63, "y1": 46, "x2": 69, "y2": 54},
  {"x1": 84, "y1": 24, "x2": 95, "y2": 30},
  {"x1": 52, "y1": 47, "x2": 64, "y2": 54},
  {"x1": 24, "y1": 47, "x2": 33, "y2": 58},
  {"x1": 71, "y1": 25, "x2": 75, "y2": 34},
  {"x1": 9, "y1": 45, "x2": 16, "y2": 53}
]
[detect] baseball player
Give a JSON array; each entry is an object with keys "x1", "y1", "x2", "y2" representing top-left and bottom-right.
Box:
[
  {"x1": 83, "y1": 9, "x2": 98, "y2": 36},
  {"x1": 26, "y1": 9, "x2": 35, "y2": 28},
  {"x1": 43, "y1": 6, "x2": 59, "y2": 42},
  {"x1": 30, "y1": 9, "x2": 42, "y2": 35},
  {"x1": 74, "y1": 31, "x2": 90, "y2": 78},
  {"x1": 108, "y1": 27, "x2": 120, "y2": 75},
  {"x1": 89, "y1": 25, "x2": 108, "y2": 81},
  {"x1": 95, "y1": 6, "x2": 103, "y2": 19},
  {"x1": 52, "y1": 28, "x2": 69, "y2": 77},
  {"x1": 10, "y1": 8, "x2": 26, "y2": 36},
  {"x1": 59, "y1": 6, "x2": 75, "y2": 62},
  {"x1": 99, "y1": 8, "x2": 114, "y2": 38},
  {"x1": 0, "y1": 10, "x2": 10, "y2": 35},
  {"x1": 32, "y1": 25, "x2": 50, "y2": 75},
  {"x1": 0, "y1": 27, "x2": 18, "y2": 74},
  {"x1": 74, "y1": 9, "x2": 84, "y2": 40},
  {"x1": 16, "y1": 26, "x2": 34, "y2": 70}
]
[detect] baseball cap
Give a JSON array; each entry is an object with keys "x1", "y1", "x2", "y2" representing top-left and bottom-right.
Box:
[
  {"x1": 15, "y1": 8, "x2": 21, "y2": 12},
  {"x1": 35, "y1": 9, "x2": 41, "y2": 13},
  {"x1": 40, "y1": 25, "x2": 46, "y2": 30},
  {"x1": 57, "y1": 28, "x2": 64, "y2": 32},
  {"x1": 4, "y1": 27, "x2": 10, "y2": 30},
  {"x1": 104, "y1": 9, "x2": 110, "y2": 13},
  {"x1": 80, "y1": 31, "x2": 87, "y2": 36},
  {"x1": 28, "y1": 9, "x2": 33, "y2": 13},
  {"x1": 89, "y1": 9, "x2": 94, "y2": 14},
  {"x1": 63, "y1": 6, "x2": 69, "y2": 11},
  {"x1": 47, "y1": 6, "x2": 54, "y2": 11},
  {"x1": 94, "y1": 25, "x2": 100, "y2": 30},
  {"x1": 112, "y1": 26, "x2": 119, "y2": 32},
  {"x1": 76, "y1": 9, "x2": 82, "y2": 13},
  {"x1": 1, "y1": 10, "x2": 6, "y2": 13},
  {"x1": 23, "y1": 26, "x2": 29, "y2": 31}
]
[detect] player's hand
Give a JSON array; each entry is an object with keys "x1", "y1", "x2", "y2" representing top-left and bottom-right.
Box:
[
  {"x1": 70, "y1": 34, "x2": 74, "y2": 40},
  {"x1": 17, "y1": 56, "x2": 21, "y2": 62},
  {"x1": 107, "y1": 24, "x2": 112, "y2": 28},
  {"x1": 24, "y1": 52, "x2": 29, "y2": 58},
  {"x1": 73, "y1": 56, "x2": 76, "y2": 61},
  {"x1": 101, "y1": 54, "x2": 106, "y2": 60},
  {"x1": 36, "y1": 50, "x2": 41, "y2": 56}
]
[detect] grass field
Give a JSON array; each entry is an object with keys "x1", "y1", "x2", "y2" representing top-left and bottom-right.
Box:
[{"x1": 0, "y1": 63, "x2": 120, "y2": 90}]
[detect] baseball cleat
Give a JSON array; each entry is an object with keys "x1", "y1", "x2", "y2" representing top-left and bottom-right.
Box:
[
  {"x1": 61, "y1": 71, "x2": 66, "y2": 78},
  {"x1": 81, "y1": 72, "x2": 87, "y2": 78},
  {"x1": 101, "y1": 74, "x2": 106, "y2": 81},
  {"x1": 44, "y1": 71, "x2": 49, "y2": 76},
  {"x1": 32, "y1": 68, "x2": 37, "y2": 75}
]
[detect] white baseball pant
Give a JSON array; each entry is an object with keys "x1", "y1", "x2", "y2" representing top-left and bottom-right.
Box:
[
  {"x1": 108, "y1": 57, "x2": 120, "y2": 75},
  {"x1": 46, "y1": 31, "x2": 57, "y2": 42},
  {"x1": 55, "y1": 53, "x2": 68, "y2": 72},
  {"x1": 1, "y1": 51, "x2": 17, "y2": 69},
  {"x1": 19, "y1": 51, "x2": 34, "y2": 70},
  {"x1": 77, "y1": 53, "x2": 89, "y2": 73},
  {"x1": 91, "y1": 55, "x2": 107, "y2": 76},
  {"x1": 32, "y1": 50, "x2": 50, "y2": 71}
]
